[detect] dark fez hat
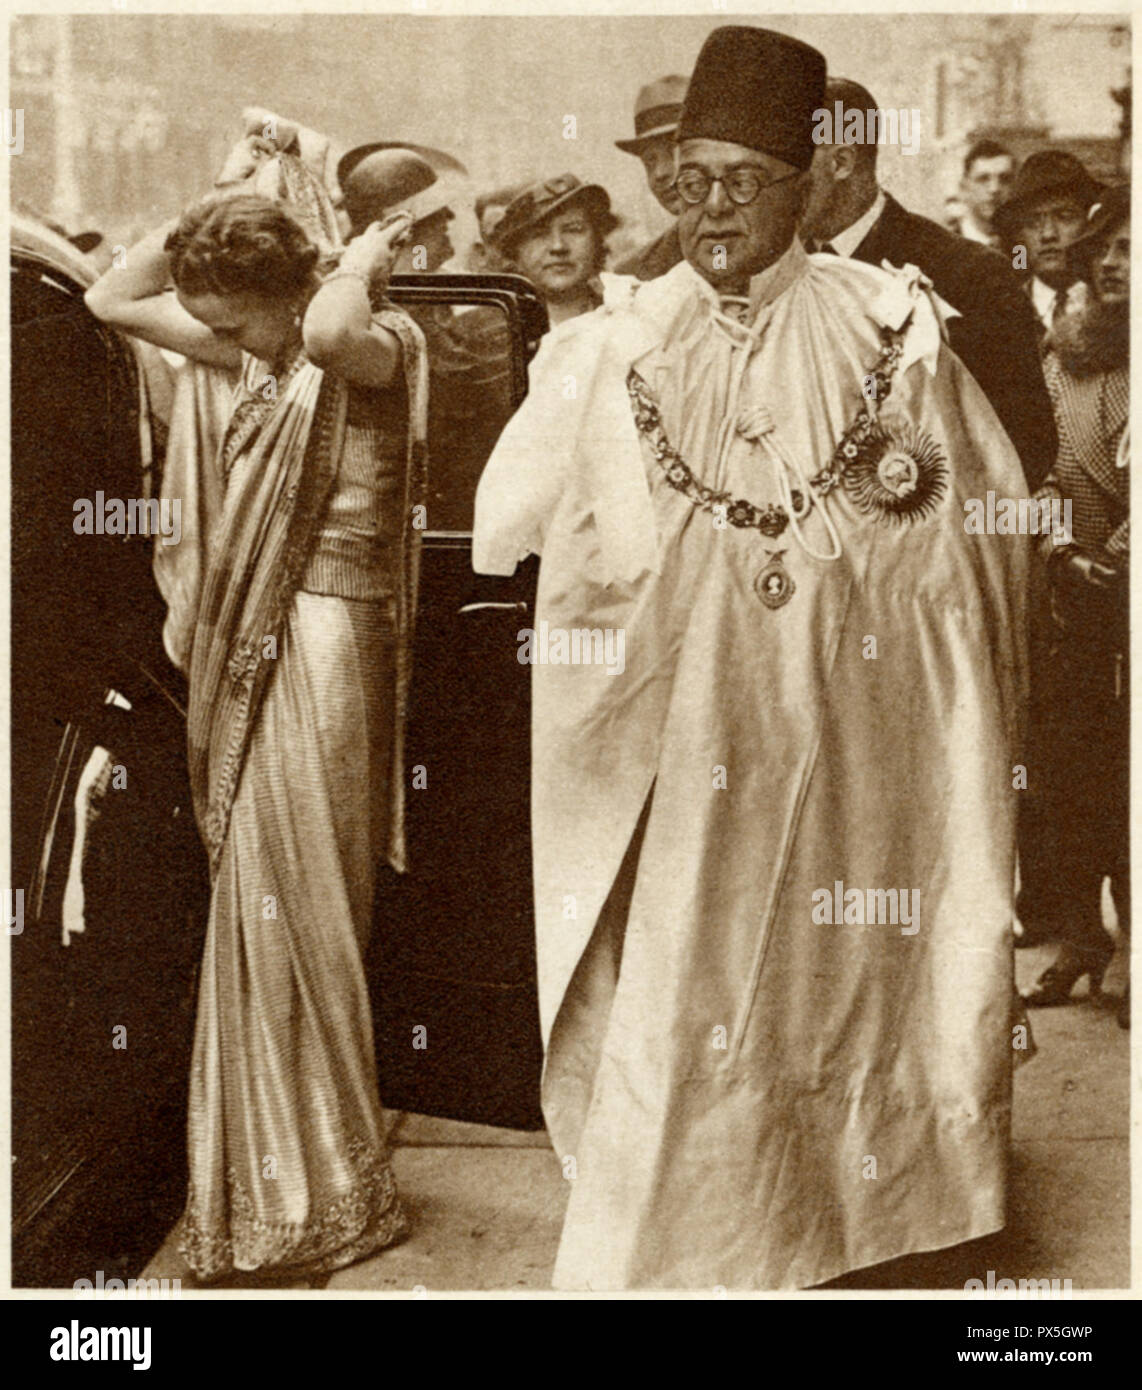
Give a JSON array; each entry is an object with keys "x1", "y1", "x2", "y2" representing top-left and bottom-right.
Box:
[{"x1": 677, "y1": 26, "x2": 826, "y2": 171}]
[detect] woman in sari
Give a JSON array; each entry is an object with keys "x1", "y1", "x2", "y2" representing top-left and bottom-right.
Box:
[
  {"x1": 85, "y1": 188, "x2": 427, "y2": 1281},
  {"x1": 150, "y1": 114, "x2": 347, "y2": 673}
]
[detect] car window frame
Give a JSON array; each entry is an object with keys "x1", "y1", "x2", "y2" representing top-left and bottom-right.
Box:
[{"x1": 386, "y1": 271, "x2": 547, "y2": 542}]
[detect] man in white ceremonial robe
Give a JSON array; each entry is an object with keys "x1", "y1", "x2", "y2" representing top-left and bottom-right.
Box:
[{"x1": 473, "y1": 26, "x2": 1030, "y2": 1290}]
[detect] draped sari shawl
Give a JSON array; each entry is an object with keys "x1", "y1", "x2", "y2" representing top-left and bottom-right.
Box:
[{"x1": 187, "y1": 308, "x2": 428, "y2": 878}]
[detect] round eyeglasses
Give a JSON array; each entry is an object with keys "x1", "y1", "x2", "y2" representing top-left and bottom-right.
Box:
[{"x1": 672, "y1": 168, "x2": 801, "y2": 207}]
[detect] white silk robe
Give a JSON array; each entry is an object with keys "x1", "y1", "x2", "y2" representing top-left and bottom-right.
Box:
[{"x1": 473, "y1": 240, "x2": 1029, "y2": 1290}]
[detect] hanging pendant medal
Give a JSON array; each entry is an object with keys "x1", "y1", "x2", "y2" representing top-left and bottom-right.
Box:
[{"x1": 754, "y1": 548, "x2": 795, "y2": 609}]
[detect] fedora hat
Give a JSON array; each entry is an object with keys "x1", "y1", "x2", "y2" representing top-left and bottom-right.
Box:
[
  {"x1": 1066, "y1": 182, "x2": 1130, "y2": 284},
  {"x1": 994, "y1": 150, "x2": 1103, "y2": 242},
  {"x1": 341, "y1": 147, "x2": 459, "y2": 236},
  {"x1": 615, "y1": 74, "x2": 688, "y2": 155},
  {"x1": 678, "y1": 26, "x2": 825, "y2": 170},
  {"x1": 489, "y1": 174, "x2": 618, "y2": 255}
]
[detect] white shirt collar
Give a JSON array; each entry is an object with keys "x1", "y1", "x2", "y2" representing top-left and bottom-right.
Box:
[
  {"x1": 1029, "y1": 276, "x2": 1057, "y2": 330},
  {"x1": 958, "y1": 213, "x2": 997, "y2": 246},
  {"x1": 826, "y1": 188, "x2": 887, "y2": 259},
  {"x1": 1029, "y1": 277, "x2": 1087, "y2": 333}
]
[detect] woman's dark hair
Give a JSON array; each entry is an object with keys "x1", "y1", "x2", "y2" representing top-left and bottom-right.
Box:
[{"x1": 164, "y1": 194, "x2": 319, "y2": 300}]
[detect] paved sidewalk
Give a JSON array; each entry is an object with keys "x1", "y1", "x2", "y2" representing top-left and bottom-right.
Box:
[
  {"x1": 335, "y1": 940, "x2": 1131, "y2": 1293},
  {"x1": 144, "y1": 942, "x2": 1130, "y2": 1293}
]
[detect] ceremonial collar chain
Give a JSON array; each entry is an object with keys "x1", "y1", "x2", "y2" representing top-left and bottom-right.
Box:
[
  {"x1": 627, "y1": 367, "x2": 801, "y2": 538},
  {"x1": 626, "y1": 326, "x2": 909, "y2": 541},
  {"x1": 809, "y1": 329, "x2": 905, "y2": 494}
]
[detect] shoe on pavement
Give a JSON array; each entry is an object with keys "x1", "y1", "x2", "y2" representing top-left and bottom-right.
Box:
[{"x1": 1021, "y1": 943, "x2": 1113, "y2": 1008}]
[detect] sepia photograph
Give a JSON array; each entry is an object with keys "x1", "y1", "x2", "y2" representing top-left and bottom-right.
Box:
[{"x1": 4, "y1": 1, "x2": 1134, "y2": 1332}]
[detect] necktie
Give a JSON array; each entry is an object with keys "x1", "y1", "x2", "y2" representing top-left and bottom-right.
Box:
[
  {"x1": 1036, "y1": 287, "x2": 1064, "y2": 355},
  {"x1": 818, "y1": 242, "x2": 839, "y2": 255}
]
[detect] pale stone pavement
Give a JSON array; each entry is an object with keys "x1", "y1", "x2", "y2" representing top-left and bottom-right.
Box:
[{"x1": 145, "y1": 938, "x2": 1131, "y2": 1294}]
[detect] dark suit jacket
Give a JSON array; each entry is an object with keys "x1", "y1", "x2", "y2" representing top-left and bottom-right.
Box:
[{"x1": 853, "y1": 194, "x2": 1057, "y2": 488}]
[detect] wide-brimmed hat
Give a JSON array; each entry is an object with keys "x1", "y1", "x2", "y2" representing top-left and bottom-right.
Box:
[
  {"x1": 677, "y1": 26, "x2": 825, "y2": 171},
  {"x1": 994, "y1": 150, "x2": 1103, "y2": 242},
  {"x1": 615, "y1": 74, "x2": 688, "y2": 155},
  {"x1": 337, "y1": 140, "x2": 467, "y2": 191},
  {"x1": 489, "y1": 174, "x2": 618, "y2": 254},
  {"x1": 340, "y1": 147, "x2": 460, "y2": 236},
  {"x1": 70, "y1": 230, "x2": 105, "y2": 255},
  {"x1": 1066, "y1": 182, "x2": 1130, "y2": 283}
]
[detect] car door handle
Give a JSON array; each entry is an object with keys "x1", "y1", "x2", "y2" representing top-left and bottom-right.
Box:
[{"x1": 458, "y1": 601, "x2": 529, "y2": 615}]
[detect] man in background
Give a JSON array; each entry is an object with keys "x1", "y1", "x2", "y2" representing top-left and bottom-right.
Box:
[
  {"x1": 468, "y1": 184, "x2": 522, "y2": 272},
  {"x1": 612, "y1": 74, "x2": 687, "y2": 281},
  {"x1": 801, "y1": 77, "x2": 1056, "y2": 486},
  {"x1": 339, "y1": 145, "x2": 459, "y2": 269},
  {"x1": 950, "y1": 138, "x2": 1016, "y2": 246},
  {"x1": 994, "y1": 149, "x2": 1103, "y2": 343},
  {"x1": 340, "y1": 145, "x2": 515, "y2": 532}
]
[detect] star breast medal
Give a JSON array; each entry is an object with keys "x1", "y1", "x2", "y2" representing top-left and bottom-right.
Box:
[
  {"x1": 754, "y1": 548, "x2": 795, "y2": 609},
  {"x1": 841, "y1": 419, "x2": 948, "y2": 524},
  {"x1": 877, "y1": 449, "x2": 920, "y2": 498}
]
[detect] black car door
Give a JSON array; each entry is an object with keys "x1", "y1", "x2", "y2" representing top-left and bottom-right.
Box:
[
  {"x1": 10, "y1": 244, "x2": 210, "y2": 1285},
  {"x1": 369, "y1": 274, "x2": 548, "y2": 1130}
]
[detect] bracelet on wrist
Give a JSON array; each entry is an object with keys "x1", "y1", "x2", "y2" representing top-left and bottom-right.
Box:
[{"x1": 322, "y1": 267, "x2": 374, "y2": 292}]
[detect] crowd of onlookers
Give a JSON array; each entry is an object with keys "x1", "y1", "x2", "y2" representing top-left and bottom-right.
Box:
[
  {"x1": 23, "y1": 67, "x2": 1130, "y2": 1029},
  {"x1": 932, "y1": 136, "x2": 1129, "y2": 1028}
]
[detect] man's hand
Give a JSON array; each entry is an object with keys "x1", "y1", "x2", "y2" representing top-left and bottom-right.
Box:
[
  {"x1": 1047, "y1": 543, "x2": 1123, "y2": 633},
  {"x1": 1049, "y1": 543, "x2": 1119, "y2": 591}
]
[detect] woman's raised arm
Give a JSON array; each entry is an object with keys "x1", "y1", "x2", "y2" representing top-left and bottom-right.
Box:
[
  {"x1": 85, "y1": 219, "x2": 242, "y2": 370},
  {"x1": 304, "y1": 215, "x2": 410, "y2": 389}
]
